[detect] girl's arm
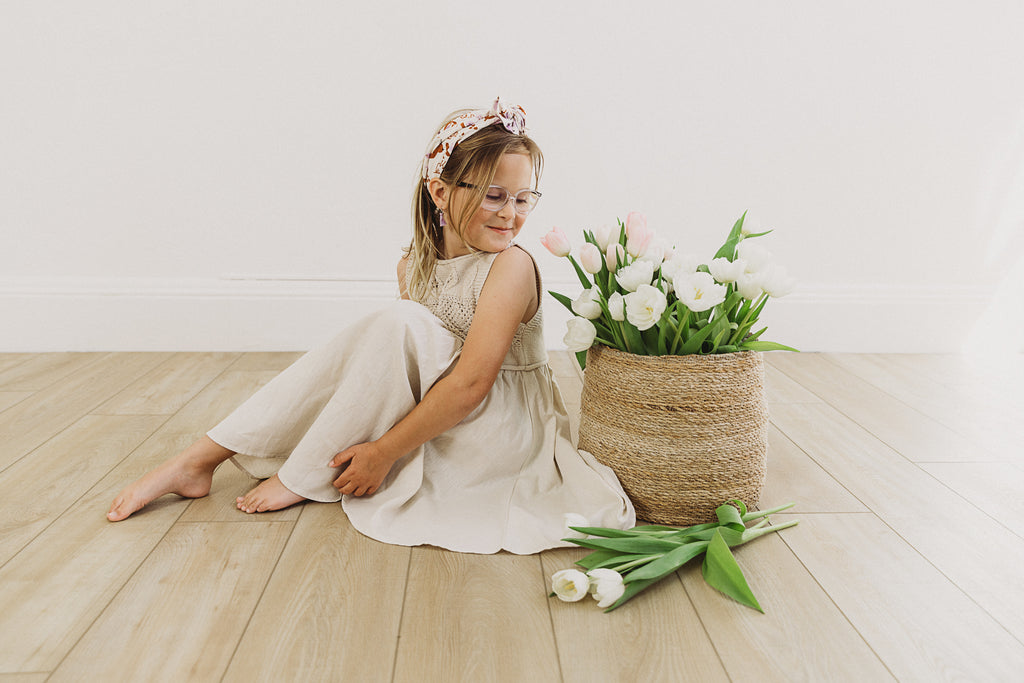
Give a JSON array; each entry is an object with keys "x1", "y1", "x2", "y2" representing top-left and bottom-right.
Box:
[{"x1": 330, "y1": 247, "x2": 538, "y2": 496}]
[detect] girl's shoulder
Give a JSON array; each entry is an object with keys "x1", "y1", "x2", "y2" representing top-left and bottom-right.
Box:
[
  {"x1": 487, "y1": 245, "x2": 538, "y2": 288},
  {"x1": 480, "y1": 245, "x2": 540, "y2": 323}
]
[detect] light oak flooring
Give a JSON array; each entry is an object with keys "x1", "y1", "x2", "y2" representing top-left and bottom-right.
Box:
[{"x1": 1, "y1": 350, "x2": 1023, "y2": 682}]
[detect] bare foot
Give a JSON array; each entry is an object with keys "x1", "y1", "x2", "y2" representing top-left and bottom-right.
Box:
[
  {"x1": 236, "y1": 474, "x2": 307, "y2": 513},
  {"x1": 107, "y1": 436, "x2": 233, "y2": 522}
]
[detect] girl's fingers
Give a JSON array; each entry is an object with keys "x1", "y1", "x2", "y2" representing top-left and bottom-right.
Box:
[{"x1": 330, "y1": 451, "x2": 353, "y2": 467}]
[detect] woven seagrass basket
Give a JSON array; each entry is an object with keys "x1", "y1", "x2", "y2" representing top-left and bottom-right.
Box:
[{"x1": 578, "y1": 345, "x2": 768, "y2": 525}]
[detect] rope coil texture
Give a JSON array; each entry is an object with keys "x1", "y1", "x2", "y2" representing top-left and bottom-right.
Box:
[{"x1": 578, "y1": 345, "x2": 768, "y2": 525}]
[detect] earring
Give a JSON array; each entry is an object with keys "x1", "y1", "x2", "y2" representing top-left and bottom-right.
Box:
[{"x1": 437, "y1": 208, "x2": 447, "y2": 227}]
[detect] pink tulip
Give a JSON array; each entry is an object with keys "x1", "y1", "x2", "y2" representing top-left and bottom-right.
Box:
[
  {"x1": 624, "y1": 212, "x2": 647, "y2": 239},
  {"x1": 540, "y1": 227, "x2": 571, "y2": 257},
  {"x1": 605, "y1": 243, "x2": 626, "y2": 272},
  {"x1": 579, "y1": 243, "x2": 603, "y2": 274},
  {"x1": 624, "y1": 212, "x2": 654, "y2": 258},
  {"x1": 626, "y1": 229, "x2": 653, "y2": 259}
]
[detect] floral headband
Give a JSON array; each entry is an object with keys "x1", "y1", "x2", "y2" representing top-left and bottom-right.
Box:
[{"x1": 421, "y1": 97, "x2": 528, "y2": 180}]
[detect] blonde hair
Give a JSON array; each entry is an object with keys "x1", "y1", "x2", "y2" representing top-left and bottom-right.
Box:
[{"x1": 404, "y1": 111, "x2": 543, "y2": 302}]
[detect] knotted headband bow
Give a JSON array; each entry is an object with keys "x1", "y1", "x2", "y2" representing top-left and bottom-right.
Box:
[{"x1": 421, "y1": 97, "x2": 528, "y2": 180}]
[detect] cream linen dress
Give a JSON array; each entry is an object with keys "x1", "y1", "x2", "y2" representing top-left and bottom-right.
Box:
[{"x1": 207, "y1": 246, "x2": 635, "y2": 554}]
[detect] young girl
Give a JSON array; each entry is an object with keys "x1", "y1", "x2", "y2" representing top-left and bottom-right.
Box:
[{"x1": 107, "y1": 99, "x2": 636, "y2": 554}]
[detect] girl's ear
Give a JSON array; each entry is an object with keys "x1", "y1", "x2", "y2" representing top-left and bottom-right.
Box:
[{"x1": 426, "y1": 179, "x2": 449, "y2": 211}]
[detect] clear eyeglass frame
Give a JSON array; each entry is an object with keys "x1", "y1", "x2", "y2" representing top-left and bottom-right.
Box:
[{"x1": 457, "y1": 182, "x2": 542, "y2": 215}]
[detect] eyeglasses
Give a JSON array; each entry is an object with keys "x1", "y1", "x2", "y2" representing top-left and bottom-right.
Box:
[{"x1": 457, "y1": 182, "x2": 542, "y2": 215}]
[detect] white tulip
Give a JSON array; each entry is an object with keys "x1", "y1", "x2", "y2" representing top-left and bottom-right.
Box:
[
  {"x1": 638, "y1": 237, "x2": 669, "y2": 266},
  {"x1": 675, "y1": 272, "x2": 727, "y2": 312},
  {"x1": 615, "y1": 260, "x2": 656, "y2": 292},
  {"x1": 759, "y1": 264, "x2": 796, "y2": 298},
  {"x1": 660, "y1": 253, "x2": 700, "y2": 285},
  {"x1": 624, "y1": 284, "x2": 668, "y2": 331},
  {"x1": 708, "y1": 257, "x2": 746, "y2": 284},
  {"x1": 563, "y1": 513, "x2": 590, "y2": 539},
  {"x1": 586, "y1": 569, "x2": 625, "y2": 608},
  {"x1": 741, "y1": 214, "x2": 763, "y2": 237},
  {"x1": 571, "y1": 288, "x2": 603, "y2": 319},
  {"x1": 593, "y1": 224, "x2": 615, "y2": 251},
  {"x1": 737, "y1": 240, "x2": 773, "y2": 273},
  {"x1": 551, "y1": 569, "x2": 590, "y2": 602},
  {"x1": 608, "y1": 292, "x2": 625, "y2": 321},
  {"x1": 579, "y1": 243, "x2": 604, "y2": 274},
  {"x1": 563, "y1": 317, "x2": 597, "y2": 352},
  {"x1": 736, "y1": 272, "x2": 763, "y2": 300}
]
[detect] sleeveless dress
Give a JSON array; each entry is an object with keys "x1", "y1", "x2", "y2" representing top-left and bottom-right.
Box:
[{"x1": 207, "y1": 247, "x2": 636, "y2": 554}]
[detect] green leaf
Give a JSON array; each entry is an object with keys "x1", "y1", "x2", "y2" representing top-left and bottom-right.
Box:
[
  {"x1": 567, "y1": 536, "x2": 682, "y2": 554},
  {"x1": 566, "y1": 255, "x2": 594, "y2": 290},
  {"x1": 657, "y1": 314, "x2": 670, "y2": 355},
  {"x1": 668, "y1": 303, "x2": 691, "y2": 354},
  {"x1": 641, "y1": 326, "x2": 661, "y2": 355},
  {"x1": 548, "y1": 290, "x2": 575, "y2": 313},
  {"x1": 567, "y1": 526, "x2": 647, "y2": 539},
  {"x1": 621, "y1": 320, "x2": 645, "y2": 355},
  {"x1": 592, "y1": 321, "x2": 618, "y2": 347},
  {"x1": 718, "y1": 290, "x2": 744, "y2": 319},
  {"x1": 739, "y1": 340, "x2": 800, "y2": 352},
  {"x1": 678, "y1": 315, "x2": 720, "y2": 354},
  {"x1": 727, "y1": 499, "x2": 748, "y2": 515},
  {"x1": 713, "y1": 211, "x2": 747, "y2": 261},
  {"x1": 574, "y1": 548, "x2": 622, "y2": 570},
  {"x1": 624, "y1": 540, "x2": 709, "y2": 582},
  {"x1": 732, "y1": 296, "x2": 753, "y2": 324},
  {"x1": 715, "y1": 501, "x2": 746, "y2": 532},
  {"x1": 749, "y1": 292, "x2": 771, "y2": 321},
  {"x1": 744, "y1": 325, "x2": 768, "y2": 342},
  {"x1": 662, "y1": 521, "x2": 724, "y2": 536},
  {"x1": 575, "y1": 350, "x2": 587, "y2": 370},
  {"x1": 701, "y1": 529, "x2": 764, "y2": 612},
  {"x1": 709, "y1": 325, "x2": 732, "y2": 354},
  {"x1": 674, "y1": 525, "x2": 746, "y2": 546}
]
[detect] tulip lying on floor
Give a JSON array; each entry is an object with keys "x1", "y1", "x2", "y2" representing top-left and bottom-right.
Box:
[{"x1": 549, "y1": 500, "x2": 798, "y2": 612}]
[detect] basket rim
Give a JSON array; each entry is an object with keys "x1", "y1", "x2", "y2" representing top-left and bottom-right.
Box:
[{"x1": 586, "y1": 344, "x2": 763, "y2": 367}]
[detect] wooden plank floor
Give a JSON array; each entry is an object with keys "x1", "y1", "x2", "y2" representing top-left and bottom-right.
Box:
[{"x1": 1, "y1": 351, "x2": 1023, "y2": 682}]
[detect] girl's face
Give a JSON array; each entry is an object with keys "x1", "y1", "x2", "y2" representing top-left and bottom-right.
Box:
[{"x1": 442, "y1": 153, "x2": 534, "y2": 258}]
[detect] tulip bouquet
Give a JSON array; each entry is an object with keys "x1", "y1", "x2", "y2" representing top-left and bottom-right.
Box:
[
  {"x1": 540, "y1": 212, "x2": 796, "y2": 369},
  {"x1": 550, "y1": 500, "x2": 798, "y2": 612}
]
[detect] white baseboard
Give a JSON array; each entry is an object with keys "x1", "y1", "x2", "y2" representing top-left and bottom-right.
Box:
[{"x1": 0, "y1": 276, "x2": 993, "y2": 353}]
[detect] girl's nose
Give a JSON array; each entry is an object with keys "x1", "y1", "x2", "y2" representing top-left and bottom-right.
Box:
[{"x1": 496, "y1": 196, "x2": 517, "y2": 219}]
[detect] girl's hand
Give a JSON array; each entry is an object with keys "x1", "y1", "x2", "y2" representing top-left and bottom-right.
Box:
[{"x1": 330, "y1": 443, "x2": 393, "y2": 497}]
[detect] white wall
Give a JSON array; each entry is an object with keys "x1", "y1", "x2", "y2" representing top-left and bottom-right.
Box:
[{"x1": 2, "y1": 1, "x2": 1022, "y2": 352}]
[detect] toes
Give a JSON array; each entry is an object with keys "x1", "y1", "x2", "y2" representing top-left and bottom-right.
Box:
[
  {"x1": 107, "y1": 497, "x2": 133, "y2": 522},
  {"x1": 237, "y1": 493, "x2": 259, "y2": 513}
]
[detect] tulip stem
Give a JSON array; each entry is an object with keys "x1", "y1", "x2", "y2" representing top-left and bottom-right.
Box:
[
  {"x1": 741, "y1": 502, "x2": 795, "y2": 522},
  {"x1": 612, "y1": 554, "x2": 662, "y2": 573}
]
